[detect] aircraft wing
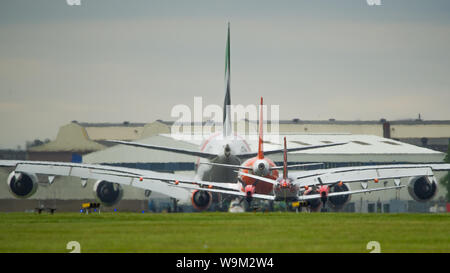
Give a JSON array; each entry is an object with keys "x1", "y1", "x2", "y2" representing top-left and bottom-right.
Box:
[
  {"x1": 0, "y1": 160, "x2": 205, "y2": 201},
  {"x1": 170, "y1": 182, "x2": 275, "y2": 201},
  {"x1": 165, "y1": 176, "x2": 404, "y2": 202},
  {"x1": 106, "y1": 140, "x2": 218, "y2": 159},
  {"x1": 290, "y1": 163, "x2": 450, "y2": 188},
  {"x1": 298, "y1": 185, "x2": 406, "y2": 201}
]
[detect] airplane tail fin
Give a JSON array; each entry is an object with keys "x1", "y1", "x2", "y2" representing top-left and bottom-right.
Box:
[
  {"x1": 223, "y1": 22, "x2": 232, "y2": 137},
  {"x1": 257, "y1": 97, "x2": 264, "y2": 159},
  {"x1": 283, "y1": 136, "x2": 288, "y2": 180}
]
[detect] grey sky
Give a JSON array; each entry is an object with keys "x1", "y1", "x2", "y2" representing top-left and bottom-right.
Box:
[{"x1": 1, "y1": 0, "x2": 450, "y2": 149}]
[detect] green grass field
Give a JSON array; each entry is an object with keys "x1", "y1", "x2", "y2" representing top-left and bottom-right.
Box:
[{"x1": 0, "y1": 212, "x2": 449, "y2": 253}]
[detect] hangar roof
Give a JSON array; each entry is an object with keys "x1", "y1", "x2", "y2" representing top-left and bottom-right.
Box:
[
  {"x1": 75, "y1": 120, "x2": 170, "y2": 141},
  {"x1": 161, "y1": 119, "x2": 450, "y2": 126},
  {"x1": 33, "y1": 119, "x2": 449, "y2": 154},
  {"x1": 29, "y1": 123, "x2": 105, "y2": 153},
  {"x1": 83, "y1": 133, "x2": 445, "y2": 165}
]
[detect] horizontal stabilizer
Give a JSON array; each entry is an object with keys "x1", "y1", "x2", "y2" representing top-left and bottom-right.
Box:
[
  {"x1": 236, "y1": 142, "x2": 348, "y2": 159},
  {"x1": 200, "y1": 162, "x2": 252, "y2": 170},
  {"x1": 236, "y1": 171, "x2": 279, "y2": 185},
  {"x1": 201, "y1": 162, "x2": 323, "y2": 171},
  {"x1": 106, "y1": 140, "x2": 217, "y2": 159},
  {"x1": 270, "y1": 163, "x2": 324, "y2": 170}
]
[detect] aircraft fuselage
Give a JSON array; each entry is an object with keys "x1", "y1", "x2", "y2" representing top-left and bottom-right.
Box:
[{"x1": 195, "y1": 133, "x2": 251, "y2": 183}]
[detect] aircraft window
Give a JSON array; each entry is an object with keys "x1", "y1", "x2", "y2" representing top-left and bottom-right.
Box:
[{"x1": 351, "y1": 141, "x2": 371, "y2": 146}]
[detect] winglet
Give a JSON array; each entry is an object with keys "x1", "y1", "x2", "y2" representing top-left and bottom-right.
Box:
[{"x1": 257, "y1": 97, "x2": 264, "y2": 159}]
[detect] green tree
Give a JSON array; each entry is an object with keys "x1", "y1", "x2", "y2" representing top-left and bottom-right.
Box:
[{"x1": 440, "y1": 144, "x2": 450, "y2": 202}]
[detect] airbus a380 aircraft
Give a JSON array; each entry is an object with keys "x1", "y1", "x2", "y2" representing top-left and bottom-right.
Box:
[
  {"x1": 104, "y1": 24, "x2": 345, "y2": 210},
  {"x1": 1, "y1": 24, "x2": 450, "y2": 212}
]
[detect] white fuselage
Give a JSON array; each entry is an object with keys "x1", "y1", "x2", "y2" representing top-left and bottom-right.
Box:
[{"x1": 195, "y1": 133, "x2": 251, "y2": 183}]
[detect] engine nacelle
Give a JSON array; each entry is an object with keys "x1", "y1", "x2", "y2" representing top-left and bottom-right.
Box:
[
  {"x1": 7, "y1": 171, "x2": 39, "y2": 199},
  {"x1": 93, "y1": 180, "x2": 123, "y2": 206},
  {"x1": 328, "y1": 183, "x2": 352, "y2": 210},
  {"x1": 252, "y1": 159, "x2": 270, "y2": 177},
  {"x1": 408, "y1": 176, "x2": 437, "y2": 202},
  {"x1": 191, "y1": 190, "x2": 212, "y2": 211}
]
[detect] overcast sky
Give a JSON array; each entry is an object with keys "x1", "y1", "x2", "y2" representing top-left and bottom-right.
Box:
[{"x1": 1, "y1": 0, "x2": 450, "y2": 149}]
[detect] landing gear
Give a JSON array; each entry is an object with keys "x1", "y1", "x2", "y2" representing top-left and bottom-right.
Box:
[
  {"x1": 239, "y1": 197, "x2": 262, "y2": 212},
  {"x1": 245, "y1": 194, "x2": 253, "y2": 206},
  {"x1": 171, "y1": 198, "x2": 178, "y2": 213},
  {"x1": 320, "y1": 192, "x2": 328, "y2": 212}
]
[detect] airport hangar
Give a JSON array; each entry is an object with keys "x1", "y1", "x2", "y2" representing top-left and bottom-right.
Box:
[{"x1": 0, "y1": 119, "x2": 449, "y2": 213}]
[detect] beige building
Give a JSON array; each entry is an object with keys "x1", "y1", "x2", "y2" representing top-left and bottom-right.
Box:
[
  {"x1": 25, "y1": 120, "x2": 171, "y2": 162},
  {"x1": 27, "y1": 122, "x2": 106, "y2": 162},
  {"x1": 24, "y1": 119, "x2": 450, "y2": 161},
  {"x1": 165, "y1": 119, "x2": 450, "y2": 152}
]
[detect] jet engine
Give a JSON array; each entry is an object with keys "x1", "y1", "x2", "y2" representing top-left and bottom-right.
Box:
[
  {"x1": 191, "y1": 190, "x2": 212, "y2": 211},
  {"x1": 408, "y1": 176, "x2": 437, "y2": 202},
  {"x1": 93, "y1": 180, "x2": 123, "y2": 206},
  {"x1": 252, "y1": 159, "x2": 270, "y2": 177},
  {"x1": 7, "y1": 171, "x2": 39, "y2": 198},
  {"x1": 328, "y1": 183, "x2": 351, "y2": 210}
]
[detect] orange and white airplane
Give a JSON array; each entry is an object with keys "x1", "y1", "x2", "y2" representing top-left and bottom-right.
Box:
[
  {"x1": 199, "y1": 97, "x2": 325, "y2": 202},
  {"x1": 101, "y1": 25, "x2": 344, "y2": 210}
]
